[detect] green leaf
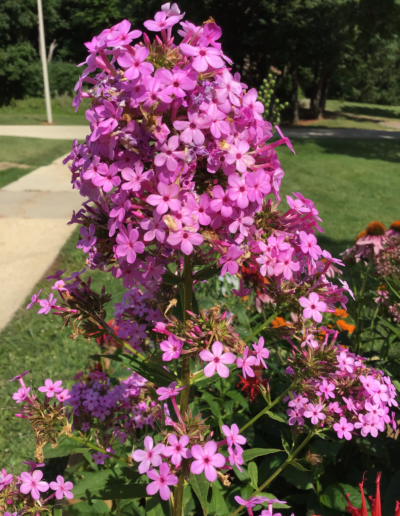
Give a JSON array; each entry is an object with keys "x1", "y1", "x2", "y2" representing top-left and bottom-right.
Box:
[
  {"x1": 248, "y1": 461, "x2": 258, "y2": 489},
  {"x1": 162, "y1": 269, "x2": 183, "y2": 285},
  {"x1": 242, "y1": 448, "x2": 281, "y2": 463},
  {"x1": 281, "y1": 464, "x2": 313, "y2": 490},
  {"x1": 194, "y1": 264, "x2": 222, "y2": 281},
  {"x1": 225, "y1": 390, "x2": 249, "y2": 410},
  {"x1": 73, "y1": 469, "x2": 145, "y2": 500},
  {"x1": 146, "y1": 495, "x2": 171, "y2": 516},
  {"x1": 320, "y1": 483, "x2": 370, "y2": 512},
  {"x1": 105, "y1": 353, "x2": 176, "y2": 387},
  {"x1": 383, "y1": 469, "x2": 400, "y2": 515},
  {"x1": 189, "y1": 472, "x2": 209, "y2": 515},
  {"x1": 207, "y1": 482, "x2": 230, "y2": 516},
  {"x1": 43, "y1": 436, "x2": 80, "y2": 458},
  {"x1": 201, "y1": 392, "x2": 221, "y2": 418},
  {"x1": 281, "y1": 433, "x2": 291, "y2": 455},
  {"x1": 67, "y1": 500, "x2": 110, "y2": 515},
  {"x1": 379, "y1": 318, "x2": 400, "y2": 339},
  {"x1": 266, "y1": 411, "x2": 286, "y2": 423},
  {"x1": 290, "y1": 460, "x2": 310, "y2": 472}
]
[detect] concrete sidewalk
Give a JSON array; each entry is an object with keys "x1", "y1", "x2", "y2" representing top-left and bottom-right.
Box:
[
  {"x1": 0, "y1": 154, "x2": 81, "y2": 331},
  {"x1": 0, "y1": 125, "x2": 89, "y2": 140}
]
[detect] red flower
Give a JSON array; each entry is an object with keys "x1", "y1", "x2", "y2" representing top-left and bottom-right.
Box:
[
  {"x1": 345, "y1": 472, "x2": 400, "y2": 516},
  {"x1": 237, "y1": 366, "x2": 268, "y2": 401}
]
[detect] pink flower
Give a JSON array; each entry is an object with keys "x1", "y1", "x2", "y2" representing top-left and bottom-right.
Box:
[
  {"x1": 173, "y1": 108, "x2": 211, "y2": 145},
  {"x1": 49, "y1": 475, "x2": 74, "y2": 500},
  {"x1": 299, "y1": 231, "x2": 322, "y2": 260},
  {"x1": 0, "y1": 469, "x2": 13, "y2": 490},
  {"x1": 252, "y1": 336, "x2": 269, "y2": 368},
  {"x1": 19, "y1": 470, "x2": 49, "y2": 500},
  {"x1": 199, "y1": 341, "x2": 236, "y2": 378},
  {"x1": 121, "y1": 162, "x2": 152, "y2": 192},
  {"x1": 215, "y1": 69, "x2": 242, "y2": 105},
  {"x1": 303, "y1": 403, "x2": 326, "y2": 425},
  {"x1": 209, "y1": 109, "x2": 231, "y2": 138},
  {"x1": 38, "y1": 293, "x2": 57, "y2": 315},
  {"x1": 154, "y1": 136, "x2": 186, "y2": 171},
  {"x1": 92, "y1": 452, "x2": 107, "y2": 465},
  {"x1": 190, "y1": 441, "x2": 225, "y2": 482},
  {"x1": 221, "y1": 423, "x2": 246, "y2": 451},
  {"x1": 146, "y1": 463, "x2": 178, "y2": 501},
  {"x1": 158, "y1": 68, "x2": 197, "y2": 97},
  {"x1": 117, "y1": 47, "x2": 154, "y2": 80},
  {"x1": 77, "y1": 224, "x2": 97, "y2": 253},
  {"x1": 180, "y1": 44, "x2": 224, "y2": 72},
  {"x1": 333, "y1": 417, "x2": 354, "y2": 440},
  {"x1": 287, "y1": 407, "x2": 305, "y2": 426},
  {"x1": 274, "y1": 248, "x2": 300, "y2": 280},
  {"x1": 316, "y1": 379, "x2": 335, "y2": 400},
  {"x1": 115, "y1": 225, "x2": 145, "y2": 264},
  {"x1": 38, "y1": 379, "x2": 63, "y2": 398},
  {"x1": 12, "y1": 386, "x2": 30, "y2": 403},
  {"x1": 56, "y1": 389, "x2": 71, "y2": 403},
  {"x1": 227, "y1": 173, "x2": 249, "y2": 209},
  {"x1": 234, "y1": 496, "x2": 272, "y2": 508},
  {"x1": 228, "y1": 447, "x2": 244, "y2": 472},
  {"x1": 26, "y1": 289, "x2": 42, "y2": 309},
  {"x1": 246, "y1": 170, "x2": 271, "y2": 204},
  {"x1": 163, "y1": 434, "x2": 192, "y2": 465},
  {"x1": 167, "y1": 228, "x2": 203, "y2": 255},
  {"x1": 156, "y1": 382, "x2": 184, "y2": 401},
  {"x1": 144, "y1": 11, "x2": 182, "y2": 32},
  {"x1": 189, "y1": 193, "x2": 211, "y2": 226},
  {"x1": 242, "y1": 88, "x2": 264, "y2": 120},
  {"x1": 337, "y1": 351, "x2": 354, "y2": 373},
  {"x1": 132, "y1": 436, "x2": 165, "y2": 474},
  {"x1": 209, "y1": 185, "x2": 234, "y2": 219},
  {"x1": 140, "y1": 212, "x2": 167, "y2": 243},
  {"x1": 142, "y1": 77, "x2": 172, "y2": 108},
  {"x1": 147, "y1": 183, "x2": 181, "y2": 215},
  {"x1": 92, "y1": 163, "x2": 121, "y2": 192},
  {"x1": 219, "y1": 245, "x2": 244, "y2": 276},
  {"x1": 229, "y1": 211, "x2": 253, "y2": 236},
  {"x1": 298, "y1": 292, "x2": 327, "y2": 323},
  {"x1": 225, "y1": 141, "x2": 255, "y2": 173},
  {"x1": 107, "y1": 20, "x2": 142, "y2": 47},
  {"x1": 236, "y1": 346, "x2": 257, "y2": 379}
]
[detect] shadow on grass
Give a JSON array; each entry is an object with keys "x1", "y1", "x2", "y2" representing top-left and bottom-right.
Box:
[
  {"x1": 342, "y1": 105, "x2": 400, "y2": 120},
  {"x1": 294, "y1": 137, "x2": 400, "y2": 164}
]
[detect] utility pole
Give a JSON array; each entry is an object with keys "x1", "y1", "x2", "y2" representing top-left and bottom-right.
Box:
[{"x1": 37, "y1": 0, "x2": 53, "y2": 124}]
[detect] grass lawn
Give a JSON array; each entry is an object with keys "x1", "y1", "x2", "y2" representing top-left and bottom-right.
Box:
[
  {"x1": 1, "y1": 136, "x2": 399, "y2": 471},
  {"x1": 297, "y1": 99, "x2": 400, "y2": 131},
  {"x1": 0, "y1": 137, "x2": 74, "y2": 189},
  {"x1": 0, "y1": 95, "x2": 90, "y2": 126}
]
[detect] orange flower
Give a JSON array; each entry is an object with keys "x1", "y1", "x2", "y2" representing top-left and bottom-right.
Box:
[
  {"x1": 390, "y1": 221, "x2": 400, "y2": 232},
  {"x1": 334, "y1": 308, "x2": 349, "y2": 319},
  {"x1": 337, "y1": 320, "x2": 355, "y2": 334},
  {"x1": 272, "y1": 317, "x2": 289, "y2": 328},
  {"x1": 366, "y1": 221, "x2": 386, "y2": 236},
  {"x1": 356, "y1": 230, "x2": 367, "y2": 242}
]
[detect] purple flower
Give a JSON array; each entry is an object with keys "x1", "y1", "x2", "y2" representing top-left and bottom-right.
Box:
[
  {"x1": 117, "y1": 47, "x2": 154, "y2": 80},
  {"x1": 92, "y1": 452, "x2": 107, "y2": 465},
  {"x1": 0, "y1": 469, "x2": 13, "y2": 491},
  {"x1": 77, "y1": 224, "x2": 97, "y2": 253},
  {"x1": 158, "y1": 68, "x2": 197, "y2": 98},
  {"x1": 115, "y1": 225, "x2": 145, "y2": 264},
  {"x1": 146, "y1": 463, "x2": 178, "y2": 501},
  {"x1": 26, "y1": 289, "x2": 42, "y2": 309},
  {"x1": 299, "y1": 292, "x2": 327, "y2": 323},
  {"x1": 38, "y1": 294, "x2": 57, "y2": 315},
  {"x1": 132, "y1": 436, "x2": 165, "y2": 474},
  {"x1": 156, "y1": 382, "x2": 184, "y2": 401},
  {"x1": 49, "y1": 475, "x2": 74, "y2": 500},
  {"x1": 154, "y1": 136, "x2": 186, "y2": 171},
  {"x1": 199, "y1": 341, "x2": 236, "y2": 378},
  {"x1": 19, "y1": 470, "x2": 49, "y2": 500},
  {"x1": 92, "y1": 163, "x2": 121, "y2": 192},
  {"x1": 190, "y1": 441, "x2": 225, "y2": 482}
]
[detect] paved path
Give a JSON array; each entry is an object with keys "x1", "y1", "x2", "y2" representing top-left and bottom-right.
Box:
[
  {"x1": 0, "y1": 125, "x2": 89, "y2": 140},
  {"x1": 0, "y1": 154, "x2": 80, "y2": 331}
]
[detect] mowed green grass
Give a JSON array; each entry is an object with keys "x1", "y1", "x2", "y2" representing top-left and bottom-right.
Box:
[
  {"x1": 1, "y1": 136, "x2": 399, "y2": 471},
  {"x1": 278, "y1": 138, "x2": 400, "y2": 257},
  {"x1": 0, "y1": 96, "x2": 90, "y2": 126},
  {"x1": 0, "y1": 137, "x2": 75, "y2": 189}
]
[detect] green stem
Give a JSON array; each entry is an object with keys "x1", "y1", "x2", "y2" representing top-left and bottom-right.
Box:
[
  {"x1": 174, "y1": 254, "x2": 193, "y2": 516},
  {"x1": 244, "y1": 312, "x2": 277, "y2": 343},
  {"x1": 239, "y1": 383, "x2": 294, "y2": 434},
  {"x1": 69, "y1": 434, "x2": 128, "y2": 463},
  {"x1": 354, "y1": 257, "x2": 373, "y2": 354},
  {"x1": 53, "y1": 508, "x2": 62, "y2": 516},
  {"x1": 229, "y1": 430, "x2": 316, "y2": 516}
]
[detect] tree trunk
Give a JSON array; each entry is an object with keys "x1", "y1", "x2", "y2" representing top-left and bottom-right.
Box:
[
  {"x1": 310, "y1": 69, "x2": 326, "y2": 119},
  {"x1": 320, "y1": 72, "x2": 331, "y2": 115},
  {"x1": 291, "y1": 65, "x2": 299, "y2": 125}
]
